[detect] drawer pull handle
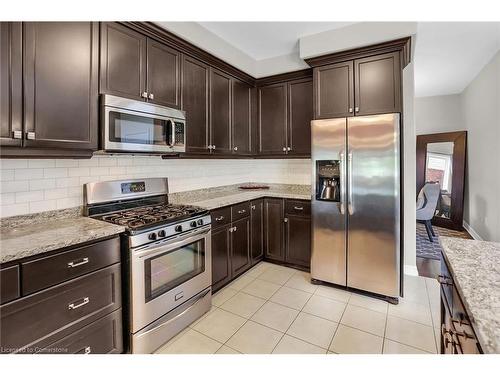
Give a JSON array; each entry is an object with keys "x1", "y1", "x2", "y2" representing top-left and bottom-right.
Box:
[
  {"x1": 84, "y1": 346, "x2": 91, "y2": 354},
  {"x1": 67, "y1": 257, "x2": 89, "y2": 268},
  {"x1": 237, "y1": 210, "x2": 246, "y2": 214},
  {"x1": 215, "y1": 216, "x2": 224, "y2": 221},
  {"x1": 68, "y1": 297, "x2": 90, "y2": 310},
  {"x1": 293, "y1": 206, "x2": 304, "y2": 211}
]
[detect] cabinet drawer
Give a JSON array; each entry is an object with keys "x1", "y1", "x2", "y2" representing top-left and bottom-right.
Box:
[
  {"x1": 39, "y1": 309, "x2": 123, "y2": 354},
  {"x1": 285, "y1": 200, "x2": 311, "y2": 216},
  {"x1": 0, "y1": 263, "x2": 121, "y2": 353},
  {"x1": 0, "y1": 265, "x2": 20, "y2": 304},
  {"x1": 211, "y1": 207, "x2": 231, "y2": 230},
  {"x1": 232, "y1": 201, "x2": 251, "y2": 220},
  {"x1": 21, "y1": 237, "x2": 121, "y2": 295}
]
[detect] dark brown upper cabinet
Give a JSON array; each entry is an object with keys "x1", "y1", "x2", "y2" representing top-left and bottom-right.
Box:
[
  {"x1": 314, "y1": 61, "x2": 354, "y2": 119},
  {"x1": 264, "y1": 198, "x2": 285, "y2": 262},
  {"x1": 146, "y1": 39, "x2": 181, "y2": 108},
  {"x1": 100, "y1": 22, "x2": 146, "y2": 101},
  {"x1": 288, "y1": 78, "x2": 313, "y2": 156},
  {"x1": 100, "y1": 23, "x2": 180, "y2": 108},
  {"x1": 0, "y1": 22, "x2": 22, "y2": 147},
  {"x1": 258, "y1": 83, "x2": 288, "y2": 155},
  {"x1": 23, "y1": 22, "x2": 98, "y2": 151},
  {"x1": 232, "y1": 79, "x2": 252, "y2": 155},
  {"x1": 354, "y1": 51, "x2": 401, "y2": 116},
  {"x1": 182, "y1": 55, "x2": 210, "y2": 154},
  {"x1": 210, "y1": 68, "x2": 232, "y2": 154}
]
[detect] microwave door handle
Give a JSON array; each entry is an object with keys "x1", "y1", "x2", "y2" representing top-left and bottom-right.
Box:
[
  {"x1": 171, "y1": 120, "x2": 176, "y2": 147},
  {"x1": 166, "y1": 120, "x2": 174, "y2": 146}
]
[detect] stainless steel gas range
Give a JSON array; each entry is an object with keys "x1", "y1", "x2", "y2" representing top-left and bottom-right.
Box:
[{"x1": 84, "y1": 178, "x2": 211, "y2": 353}]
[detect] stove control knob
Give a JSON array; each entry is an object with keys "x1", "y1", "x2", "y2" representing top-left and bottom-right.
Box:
[
  {"x1": 190, "y1": 221, "x2": 197, "y2": 228},
  {"x1": 175, "y1": 225, "x2": 183, "y2": 232},
  {"x1": 158, "y1": 230, "x2": 166, "y2": 237},
  {"x1": 197, "y1": 219, "x2": 203, "y2": 226},
  {"x1": 148, "y1": 233, "x2": 157, "y2": 241}
]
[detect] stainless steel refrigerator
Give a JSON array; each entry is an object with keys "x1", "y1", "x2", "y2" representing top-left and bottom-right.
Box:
[{"x1": 310, "y1": 113, "x2": 401, "y2": 300}]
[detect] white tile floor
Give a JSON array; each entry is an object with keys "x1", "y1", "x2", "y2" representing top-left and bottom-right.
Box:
[{"x1": 155, "y1": 261, "x2": 441, "y2": 354}]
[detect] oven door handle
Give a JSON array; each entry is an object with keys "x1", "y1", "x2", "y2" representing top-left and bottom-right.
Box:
[
  {"x1": 135, "y1": 288, "x2": 211, "y2": 339},
  {"x1": 134, "y1": 228, "x2": 211, "y2": 259}
]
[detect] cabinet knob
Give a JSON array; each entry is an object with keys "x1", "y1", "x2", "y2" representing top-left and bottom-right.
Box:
[
  {"x1": 287, "y1": 147, "x2": 291, "y2": 151},
  {"x1": 284, "y1": 218, "x2": 288, "y2": 223},
  {"x1": 348, "y1": 107, "x2": 353, "y2": 113},
  {"x1": 26, "y1": 132, "x2": 36, "y2": 140},
  {"x1": 84, "y1": 346, "x2": 91, "y2": 354},
  {"x1": 355, "y1": 107, "x2": 359, "y2": 113},
  {"x1": 141, "y1": 92, "x2": 148, "y2": 98},
  {"x1": 283, "y1": 147, "x2": 287, "y2": 152},
  {"x1": 12, "y1": 130, "x2": 22, "y2": 139},
  {"x1": 212, "y1": 145, "x2": 216, "y2": 150},
  {"x1": 251, "y1": 205, "x2": 256, "y2": 210},
  {"x1": 233, "y1": 146, "x2": 238, "y2": 151},
  {"x1": 148, "y1": 93, "x2": 154, "y2": 100},
  {"x1": 207, "y1": 145, "x2": 212, "y2": 150}
]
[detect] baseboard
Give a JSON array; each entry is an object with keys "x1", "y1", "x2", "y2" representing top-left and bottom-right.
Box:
[
  {"x1": 463, "y1": 221, "x2": 483, "y2": 240},
  {"x1": 404, "y1": 265, "x2": 419, "y2": 276}
]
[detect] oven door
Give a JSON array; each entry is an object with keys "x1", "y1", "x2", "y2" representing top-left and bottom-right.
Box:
[
  {"x1": 103, "y1": 106, "x2": 177, "y2": 153},
  {"x1": 130, "y1": 227, "x2": 211, "y2": 332}
]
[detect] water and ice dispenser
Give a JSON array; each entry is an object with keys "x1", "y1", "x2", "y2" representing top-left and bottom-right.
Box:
[{"x1": 315, "y1": 160, "x2": 341, "y2": 202}]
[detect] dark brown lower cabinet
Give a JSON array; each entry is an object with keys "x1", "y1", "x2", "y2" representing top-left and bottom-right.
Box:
[
  {"x1": 211, "y1": 224, "x2": 231, "y2": 292},
  {"x1": 264, "y1": 198, "x2": 285, "y2": 262},
  {"x1": 231, "y1": 217, "x2": 250, "y2": 278},
  {"x1": 285, "y1": 214, "x2": 311, "y2": 268},
  {"x1": 250, "y1": 199, "x2": 264, "y2": 264},
  {"x1": 440, "y1": 256, "x2": 482, "y2": 354}
]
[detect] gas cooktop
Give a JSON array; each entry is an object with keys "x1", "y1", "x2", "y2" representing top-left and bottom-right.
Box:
[{"x1": 95, "y1": 203, "x2": 208, "y2": 231}]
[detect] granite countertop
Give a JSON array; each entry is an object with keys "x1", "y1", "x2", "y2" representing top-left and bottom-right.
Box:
[
  {"x1": 0, "y1": 208, "x2": 125, "y2": 264},
  {"x1": 440, "y1": 237, "x2": 500, "y2": 354},
  {"x1": 169, "y1": 183, "x2": 311, "y2": 210}
]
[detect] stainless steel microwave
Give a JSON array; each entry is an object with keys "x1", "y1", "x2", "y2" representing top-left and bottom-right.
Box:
[{"x1": 101, "y1": 94, "x2": 186, "y2": 154}]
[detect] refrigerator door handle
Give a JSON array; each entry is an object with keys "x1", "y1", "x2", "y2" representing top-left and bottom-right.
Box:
[
  {"x1": 348, "y1": 150, "x2": 354, "y2": 215},
  {"x1": 339, "y1": 149, "x2": 346, "y2": 214}
]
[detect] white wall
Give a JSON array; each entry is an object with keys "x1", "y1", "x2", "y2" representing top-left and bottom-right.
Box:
[
  {"x1": 461, "y1": 51, "x2": 500, "y2": 241},
  {"x1": 415, "y1": 94, "x2": 464, "y2": 135},
  {"x1": 0, "y1": 157, "x2": 310, "y2": 218}
]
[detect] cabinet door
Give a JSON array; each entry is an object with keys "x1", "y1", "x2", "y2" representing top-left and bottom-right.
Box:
[
  {"x1": 0, "y1": 22, "x2": 22, "y2": 147},
  {"x1": 100, "y1": 22, "x2": 146, "y2": 100},
  {"x1": 182, "y1": 55, "x2": 210, "y2": 154},
  {"x1": 23, "y1": 22, "x2": 98, "y2": 150},
  {"x1": 288, "y1": 78, "x2": 313, "y2": 156},
  {"x1": 285, "y1": 214, "x2": 311, "y2": 268},
  {"x1": 250, "y1": 199, "x2": 264, "y2": 264},
  {"x1": 258, "y1": 83, "x2": 287, "y2": 155},
  {"x1": 314, "y1": 61, "x2": 354, "y2": 119},
  {"x1": 211, "y1": 225, "x2": 231, "y2": 292},
  {"x1": 354, "y1": 52, "x2": 401, "y2": 115},
  {"x1": 146, "y1": 39, "x2": 180, "y2": 108},
  {"x1": 231, "y1": 217, "x2": 251, "y2": 277},
  {"x1": 232, "y1": 79, "x2": 252, "y2": 155},
  {"x1": 210, "y1": 68, "x2": 232, "y2": 154},
  {"x1": 264, "y1": 198, "x2": 285, "y2": 261}
]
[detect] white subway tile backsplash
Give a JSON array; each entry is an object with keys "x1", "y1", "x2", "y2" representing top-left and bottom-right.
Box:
[{"x1": 0, "y1": 155, "x2": 311, "y2": 218}]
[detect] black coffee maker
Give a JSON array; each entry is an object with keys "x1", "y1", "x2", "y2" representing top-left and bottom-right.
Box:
[{"x1": 315, "y1": 160, "x2": 341, "y2": 202}]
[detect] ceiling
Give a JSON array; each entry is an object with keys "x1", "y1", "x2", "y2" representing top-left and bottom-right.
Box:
[
  {"x1": 198, "y1": 22, "x2": 354, "y2": 60},
  {"x1": 158, "y1": 22, "x2": 500, "y2": 97}
]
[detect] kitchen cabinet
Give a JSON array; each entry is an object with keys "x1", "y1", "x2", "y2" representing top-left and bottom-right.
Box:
[
  {"x1": 100, "y1": 22, "x2": 146, "y2": 101},
  {"x1": 210, "y1": 68, "x2": 232, "y2": 154},
  {"x1": 211, "y1": 224, "x2": 232, "y2": 292},
  {"x1": 232, "y1": 79, "x2": 252, "y2": 155},
  {"x1": 0, "y1": 236, "x2": 123, "y2": 354},
  {"x1": 288, "y1": 78, "x2": 313, "y2": 155},
  {"x1": 20, "y1": 22, "x2": 99, "y2": 153},
  {"x1": 314, "y1": 61, "x2": 354, "y2": 119},
  {"x1": 182, "y1": 55, "x2": 210, "y2": 154},
  {"x1": 264, "y1": 198, "x2": 285, "y2": 261},
  {"x1": 284, "y1": 200, "x2": 311, "y2": 268},
  {"x1": 258, "y1": 83, "x2": 288, "y2": 155},
  {"x1": 231, "y1": 217, "x2": 251, "y2": 278},
  {"x1": 0, "y1": 22, "x2": 22, "y2": 147},
  {"x1": 250, "y1": 199, "x2": 264, "y2": 264},
  {"x1": 354, "y1": 52, "x2": 401, "y2": 115},
  {"x1": 100, "y1": 22, "x2": 181, "y2": 108}
]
